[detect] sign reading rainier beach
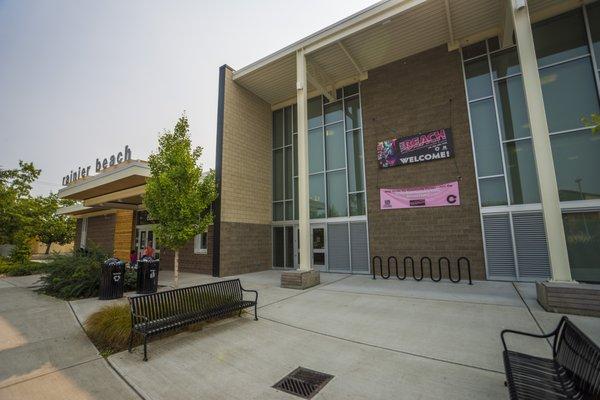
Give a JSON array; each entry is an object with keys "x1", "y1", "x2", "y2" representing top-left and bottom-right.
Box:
[
  {"x1": 377, "y1": 128, "x2": 454, "y2": 168},
  {"x1": 380, "y1": 181, "x2": 460, "y2": 210}
]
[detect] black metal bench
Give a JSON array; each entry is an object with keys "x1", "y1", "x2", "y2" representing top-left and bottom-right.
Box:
[
  {"x1": 501, "y1": 316, "x2": 600, "y2": 400},
  {"x1": 128, "y1": 279, "x2": 258, "y2": 361}
]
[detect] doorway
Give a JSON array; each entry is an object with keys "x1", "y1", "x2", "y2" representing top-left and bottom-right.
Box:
[
  {"x1": 135, "y1": 224, "x2": 159, "y2": 259},
  {"x1": 311, "y1": 224, "x2": 326, "y2": 271}
]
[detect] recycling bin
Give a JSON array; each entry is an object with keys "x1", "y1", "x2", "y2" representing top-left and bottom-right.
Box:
[
  {"x1": 99, "y1": 258, "x2": 125, "y2": 300},
  {"x1": 136, "y1": 256, "x2": 159, "y2": 294}
]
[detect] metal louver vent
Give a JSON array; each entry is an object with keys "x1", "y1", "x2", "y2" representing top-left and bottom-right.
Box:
[
  {"x1": 512, "y1": 212, "x2": 551, "y2": 279},
  {"x1": 350, "y1": 222, "x2": 369, "y2": 273},
  {"x1": 483, "y1": 214, "x2": 516, "y2": 279},
  {"x1": 273, "y1": 367, "x2": 334, "y2": 399},
  {"x1": 327, "y1": 223, "x2": 350, "y2": 272}
]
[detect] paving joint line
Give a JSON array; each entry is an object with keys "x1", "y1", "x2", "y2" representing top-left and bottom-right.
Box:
[
  {"x1": 259, "y1": 315, "x2": 505, "y2": 375},
  {"x1": 258, "y1": 274, "x2": 352, "y2": 310},
  {"x1": 511, "y1": 282, "x2": 552, "y2": 348},
  {"x1": 317, "y1": 287, "x2": 527, "y2": 309},
  {"x1": 67, "y1": 300, "x2": 147, "y2": 400},
  {"x1": 0, "y1": 357, "x2": 101, "y2": 390}
]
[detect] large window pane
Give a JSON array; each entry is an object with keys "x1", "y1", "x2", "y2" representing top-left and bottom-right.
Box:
[
  {"x1": 495, "y1": 77, "x2": 530, "y2": 140},
  {"x1": 346, "y1": 130, "x2": 364, "y2": 192},
  {"x1": 273, "y1": 149, "x2": 283, "y2": 201},
  {"x1": 470, "y1": 99, "x2": 504, "y2": 176},
  {"x1": 285, "y1": 201, "x2": 293, "y2": 221},
  {"x1": 292, "y1": 104, "x2": 298, "y2": 133},
  {"x1": 479, "y1": 177, "x2": 508, "y2": 207},
  {"x1": 344, "y1": 83, "x2": 359, "y2": 97},
  {"x1": 309, "y1": 174, "x2": 326, "y2": 219},
  {"x1": 273, "y1": 109, "x2": 284, "y2": 148},
  {"x1": 345, "y1": 96, "x2": 361, "y2": 130},
  {"x1": 294, "y1": 178, "x2": 298, "y2": 220},
  {"x1": 462, "y1": 41, "x2": 486, "y2": 60},
  {"x1": 504, "y1": 140, "x2": 540, "y2": 204},
  {"x1": 324, "y1": 101, "x2": 343, "y2": 124},
  {"x1": 551, "y1": 130, "x2": 600, "y2": 201},
  {"x1": 285, "y1": 147, "x2": 293, "y2": 199},
  {"x1": 325, "y1": 123, "x2": 345, "y2": 170},
  {"x1": 327, "y1": 171, "x2": 348, "y2": 217},
  {"x1": 309, "y1": 128, "x2": 324, "y2": 173},
  {"x1": 349, "y1": 192, "x2": 366, "y2": 216},
  {"x1": 284, "y1": 106, "x2": 293, "y2": 146},
  {"x1": 272, "y1": 227, "x2": 284, "y2": 267},
  {"x1": 540, "y1": 58, "x2": 600, "y2": 133},
  {"x1": 285, "y1": 226, "x2": 294, "y2": 268},
  {"x1": 532, "y1": 9, "x2": 589, "y2": 67},
  {"x1": 563, "y1": 212, "x2": 600, "y2": 283},
  {"x1": 465, "y1": 58, "x2": 492, "y2": 99},
  {"x1": 273, "y1": 202, "x2": 284, "y2": 221},
  {"x1": 308, "y1": 97, "x2": 323, "y2": 129},
  {"x1": 490, "y1": 47, "x2": 521, "y2": 79},
  {"x1": 589, "y1": 3, "x2": 600, "y2": 63}
]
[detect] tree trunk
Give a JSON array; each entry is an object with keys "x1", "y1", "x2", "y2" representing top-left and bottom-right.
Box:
[
  {"x1": 173, "y1": 250, "x2": 179, "y2": 288},
  {"x1": 45, "y1": 243, "x2": 52, "y2": 254}
]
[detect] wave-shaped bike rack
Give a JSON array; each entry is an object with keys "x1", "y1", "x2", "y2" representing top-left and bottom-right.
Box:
[{"x1": 371, "y1": 256, "x2": 472, "y2": 285}]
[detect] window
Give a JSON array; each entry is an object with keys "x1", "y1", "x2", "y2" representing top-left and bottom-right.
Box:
[
  {"x1": 194, "y1": 232, "x2": 208, "y2": 254},
  {"x1": 563, "y1": 212, "x2": 600, "y2": 282}
]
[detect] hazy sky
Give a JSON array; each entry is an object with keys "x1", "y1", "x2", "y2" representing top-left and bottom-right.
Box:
[{"x1": 0, "y1": 0, "x2": 374, "y2": 195}]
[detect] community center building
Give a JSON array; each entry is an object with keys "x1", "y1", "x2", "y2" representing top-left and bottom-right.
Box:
[{"x1": 60, "y1": 0, "x2": 600, "y2": 285}]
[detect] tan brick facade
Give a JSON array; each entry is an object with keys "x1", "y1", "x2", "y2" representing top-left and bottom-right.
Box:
[
  {"x1": 217, "y1": 66, "x2": 273, "y2": 276},
  {"x1": 361, "y1": 45, "x2": 486, "y2": 280}
]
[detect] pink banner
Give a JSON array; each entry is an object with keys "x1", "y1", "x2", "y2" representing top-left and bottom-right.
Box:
[{"x1": 380, "y1": 181, "x2": 460, "y2": 209}]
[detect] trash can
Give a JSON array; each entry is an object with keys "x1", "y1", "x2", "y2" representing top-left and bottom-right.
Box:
[
  {"x1": 136, "y1": 256, "x2": 159, "y2": 294},
  {"x1": 99, "y1": 258, "x2": 126, "y2": 300}
]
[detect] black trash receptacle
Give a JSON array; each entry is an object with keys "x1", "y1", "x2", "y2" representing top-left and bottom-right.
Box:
[
  {"x1": 136, "y1": 256, "x2": 159, "y2": 294},
  {"x1": 99, "y1": 258, "x2": 125, "y2": 300}
]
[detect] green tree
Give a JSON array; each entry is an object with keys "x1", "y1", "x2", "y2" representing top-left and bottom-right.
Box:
[
  {"x1": 35, "y1": 194, "x2": 76, "y2": 254},
  {"x1": 583, "y1": 113, "x2": 600, "y2": 133},
  {"x1": 144, "y1": 115, "x2": 217, "y2": 287},
  {"x1": 0, "y1": 161, "x2": 41, "y2": 262}
]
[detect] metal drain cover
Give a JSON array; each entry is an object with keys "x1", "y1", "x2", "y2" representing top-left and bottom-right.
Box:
[{"x1": 272, "y1": 367, "x2": 334, "y2": 399}]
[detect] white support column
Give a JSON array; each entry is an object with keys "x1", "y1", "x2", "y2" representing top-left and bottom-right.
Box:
[
  {"x1": 296, "y1": 49, "x2": 312, "y2": 271},
  {"x1": 509, "y1": 0, "x2": 572, "y2": 281}
]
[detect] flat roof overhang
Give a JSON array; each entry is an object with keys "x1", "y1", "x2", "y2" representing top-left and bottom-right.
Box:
[
  {"x1": 58, "y1": 160, "x2": 150, "y2": 216},
  {"x1": 232, "y1": 0, "x2": 586, "y2": 108}
]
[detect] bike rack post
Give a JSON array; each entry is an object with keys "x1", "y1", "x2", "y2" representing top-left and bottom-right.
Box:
[
  {"x1": 372, "y1": 256, "x2": 382, "y2": 280},
  {"x1": 458, "y1": 257, "x2": 472, "y2": 285},
  {"x1": 413, "y1": 257, "x2": 425, "y2": 281},
  {"x1": 403, "y1": 257, "x2": 414, "y2": 281}
]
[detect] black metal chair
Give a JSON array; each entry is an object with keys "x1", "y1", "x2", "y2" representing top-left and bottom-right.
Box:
[
  {"x1": 128, "y1": 279, "x2": 258, "y2": 361},
  {"x1": 501, "y1": 316, "x2": 600, "y2": 400}
]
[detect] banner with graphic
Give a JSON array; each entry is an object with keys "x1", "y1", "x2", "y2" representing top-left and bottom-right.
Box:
[
  {"x1": 380, "y1": 181, "x2": 460, "y2": 209},
  {"x1": 377, "y1": 128, "x2": 453, "y2": 168}
]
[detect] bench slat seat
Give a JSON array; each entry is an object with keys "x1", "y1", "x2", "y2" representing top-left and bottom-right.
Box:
[
  {"x1": 501, "y1": 316, "x2": 600, "y2": 400},
  {"x1": 128, "y1": 279, "x2": 258, "y2": 360}
]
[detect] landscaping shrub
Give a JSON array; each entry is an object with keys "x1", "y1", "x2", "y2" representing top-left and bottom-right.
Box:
[
  {"x1": 38, "y1": 247, "x2": 137, "y2": 300},
  {"x1": 84, "y1": 292, "x2": 240, "y2": 356},
  {"x1": 0, "y1": 257, "x2": 48, "y2": 276}
]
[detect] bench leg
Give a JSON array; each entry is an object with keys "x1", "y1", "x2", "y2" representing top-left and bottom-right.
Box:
[
  {"x1": 128, "y1": 331, "x2": 133, "y2": 353},
  {"x1": 238, "y1": 308, "x2": 242, "y2": 317},
  {"x1": 143, "y1": 336, "x2": 148, "y2": 362},
  {"x1": 254, "y1": 304, "x2": 258, "y2": 321}
]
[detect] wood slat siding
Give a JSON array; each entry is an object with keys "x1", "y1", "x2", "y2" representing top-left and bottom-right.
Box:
[
  {"x1": 537, "y1": 282, "x2": 600, "y2": 317},
  {"x1": 113, "y1": 210, "x2": 134, "y2": 260}
]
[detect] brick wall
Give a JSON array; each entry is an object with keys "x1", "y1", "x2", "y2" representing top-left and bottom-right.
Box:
[
  {"x1": 361, "y1": 45, "x2": 486, "y2": 280},
  {"x1": 85, "y1": 214, "x2": 116, "y2": 256},
  {"x1": 218, "y1": 66, "x2": 272, "y2": 276},
  {"x1": 160, "y1": 226, "x2": 214, "y2": 274}
]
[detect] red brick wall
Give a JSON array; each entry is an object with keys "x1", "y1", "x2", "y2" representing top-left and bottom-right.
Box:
[
  {"x1": 160, "y1": 225, "x2": 214, "y2": 275},
  {"x1": 361, "y1": 45, "x2": 486, "y2": 280}
]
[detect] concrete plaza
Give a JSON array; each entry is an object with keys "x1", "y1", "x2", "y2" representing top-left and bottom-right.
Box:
[{"x1": 1, "y1": 270, "x2": 599, "y2": 399}]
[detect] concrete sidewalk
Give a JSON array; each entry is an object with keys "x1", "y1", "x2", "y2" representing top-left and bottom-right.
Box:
[
  {"x1": 108, "y1": 270, "x2": 600, "y2": 399},
  {"x1": 0, "y1": 277, "x2": 139, "y2": 400}
]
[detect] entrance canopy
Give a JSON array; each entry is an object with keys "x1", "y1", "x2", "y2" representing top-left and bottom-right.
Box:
[
  {"x1": 58, "y1": 160, "x2": 150, "y2": 216},
  {"x1": 233, "y1": 0, "x2": 581, "y2": 108}
]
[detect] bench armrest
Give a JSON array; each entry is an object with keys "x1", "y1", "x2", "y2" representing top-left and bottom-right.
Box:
[
  {"x1": 240, "y1": 286, "x2": 258, "y2": 304},
  {"x1": 501, "y1": 328, "x2": 558, "y2": 352}
]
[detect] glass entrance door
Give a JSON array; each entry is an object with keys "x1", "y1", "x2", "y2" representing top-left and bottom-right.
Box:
[
  {"x1": 311, "y1": 225, "x2": 326, "y2": 271},
  {"x1": 135, "y1": 225, "x2": 159, "y2": 259}
]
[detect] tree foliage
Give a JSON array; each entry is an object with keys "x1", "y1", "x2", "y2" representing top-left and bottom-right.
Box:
[
  {"x1": 583, "y1": 113, "x2": 600, "y2": 134},
  {"x1": 144, "y1": 115, "x2": 217, "y2": 251},
  {"x1": 36, "y1": 194, "x2": 76, "y2": 254}
]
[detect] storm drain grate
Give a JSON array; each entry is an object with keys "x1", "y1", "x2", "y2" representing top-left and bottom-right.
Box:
[{"x1": 272, "y1": 367, "x2": 334, "y2": 399}]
